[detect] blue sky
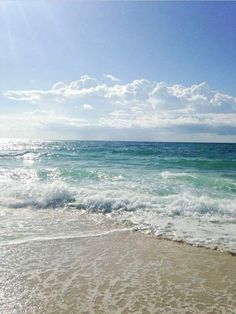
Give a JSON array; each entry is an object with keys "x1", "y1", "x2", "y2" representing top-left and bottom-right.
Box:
[{"x1": 0, "y1": 1, "x2": 236, "y2": 142}]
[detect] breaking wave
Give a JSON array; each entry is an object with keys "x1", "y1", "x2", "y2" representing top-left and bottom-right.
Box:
[
  {"x1": 0, "y1": 180, "x2": 235, "y2": 221},
  {"x1": 0, "y1": 181, "x2": 76, "y2": 209}
]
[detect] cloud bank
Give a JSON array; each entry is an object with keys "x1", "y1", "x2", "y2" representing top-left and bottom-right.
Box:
[{"x1": 2, "y1": 75, "x2": 236, "y2": 141}]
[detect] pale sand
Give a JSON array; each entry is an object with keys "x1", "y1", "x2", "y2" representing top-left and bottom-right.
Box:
[{"x1": 0, "y1": 230, "x2": 235, "y2": 314}]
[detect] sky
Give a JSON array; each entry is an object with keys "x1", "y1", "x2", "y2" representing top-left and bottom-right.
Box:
[{"x1": 0, "y1": 1, "x2": 236, "y2": 142}]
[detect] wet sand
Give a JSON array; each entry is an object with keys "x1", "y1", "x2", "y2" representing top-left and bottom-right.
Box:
[{"x1": 0, "y1": 230, "x2": 235, "y2": 314}]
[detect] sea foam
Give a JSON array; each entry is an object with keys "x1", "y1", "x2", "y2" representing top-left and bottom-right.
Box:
[{"x1": 0, "y1": 181, "x2": 76, "y2": 209}]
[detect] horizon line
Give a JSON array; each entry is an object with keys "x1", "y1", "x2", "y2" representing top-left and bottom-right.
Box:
[{"x1": 0, "y1": 137, "x2": 235, "y2": 145}]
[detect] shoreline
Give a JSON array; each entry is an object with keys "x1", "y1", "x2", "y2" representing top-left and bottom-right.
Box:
[
  {"x1": 149, "y1": 233, "x2": 236, "y2": 257},
  {"x1": 1, "y1": 226, "x2": 236, "y2": 257}
]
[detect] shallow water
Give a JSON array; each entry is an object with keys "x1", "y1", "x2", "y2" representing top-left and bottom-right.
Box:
[
  {"x1": 0, "y1": 139, "x2": 235, "y2": 252},
  {"x1": 1, "y1": 230, "x2": 235, "y2": 314}
]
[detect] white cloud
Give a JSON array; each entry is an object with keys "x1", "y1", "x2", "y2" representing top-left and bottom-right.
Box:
[
  {"x1": 103, "y1": 73, "x2": 120, "y2": 82},
  {"x1": 83, "y1": 104, "x2": 93, "y2": 110},
  {"x1": 2, "y1": 75, "x2": 236, "y2": 141},
  {"x1": 0, "y1": 111, "x2": 90, "y2": 139}
]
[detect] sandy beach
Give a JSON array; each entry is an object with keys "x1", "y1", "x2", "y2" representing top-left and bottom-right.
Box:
[{"x1": 1, "y1": 229, "x2": 235, "y2": 314}]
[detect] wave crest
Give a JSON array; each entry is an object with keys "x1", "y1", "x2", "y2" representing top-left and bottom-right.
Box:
[
  {"x1": 0, "y1": 182, "x2": 235, "y2": 222},
  {"x1": 0, "y1": 181, "x2": 76, "y2": 209}
]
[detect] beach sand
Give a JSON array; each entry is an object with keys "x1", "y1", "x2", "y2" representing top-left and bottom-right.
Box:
[{"x1": 1, "y1": 229, "x2": 235, "y2": 314}]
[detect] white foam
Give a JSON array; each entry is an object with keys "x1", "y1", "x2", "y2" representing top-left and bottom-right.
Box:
[
  {"x1": 70, "y1": 187, "x2": 236, "y2": 252},
  {"x1": 0, "y1": 227, "x2": 133, "y2": 247},
  {"x1": 72, "y1": 186, "x2": 236, "y2": 219},
  {"x1": 0, "y1": 181, "x2": 76, "y2": 209},
  {"x1": 0, "y1": 171, "x2": 235, "y2": 252}
]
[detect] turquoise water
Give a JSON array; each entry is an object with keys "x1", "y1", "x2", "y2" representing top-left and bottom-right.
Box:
[{"x1": 0, "y1": 139, "x2": 235, "y2": 252}]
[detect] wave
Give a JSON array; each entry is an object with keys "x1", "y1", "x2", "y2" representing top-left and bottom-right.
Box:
[
  {"x1": 0, "y1": 181, "x2": 76, "y2": 209},
  {"x1": 0, "y1": 151, "x2": 43, "y2": 161},
  {"x1": 160, "y1": 171, "x2": 236, "y2": 192},
  {"x1": 0, "y1": 180, "x2": 235, "y2": 253},
  {"x1": 0, "y1": 181, "x2": 235, "y2": 221},
  {"x1": 159, "y1": 158, "x2": 236, "y2": 171},
  {"x1": 74, "y1": 189, "x2": 236, "y2": 221}
]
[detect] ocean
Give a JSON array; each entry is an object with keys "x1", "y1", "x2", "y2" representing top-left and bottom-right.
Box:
[{"x1": 0, "y1": 139, "x2": 235, "y2": 253}]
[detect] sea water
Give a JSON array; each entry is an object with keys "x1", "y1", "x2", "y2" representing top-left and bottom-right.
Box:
[{"x1": 0, "y1": 139, "x2": 235, "y2": 253}]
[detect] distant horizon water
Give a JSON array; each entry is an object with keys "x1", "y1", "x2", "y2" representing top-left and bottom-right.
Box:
[{"x1": 1, "y1": 138, "x2": 236, "y2": 144}]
